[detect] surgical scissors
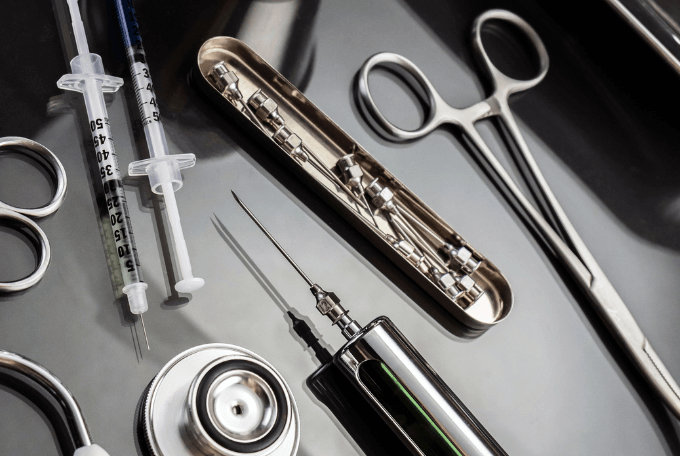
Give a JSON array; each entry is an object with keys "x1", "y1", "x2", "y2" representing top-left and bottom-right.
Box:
[
  {"x1": 0, "y1": 137, "x2": 67, "y2": 293},
  {"x1": 356, "y1": 9, "x2": 680, "y2": 419}
]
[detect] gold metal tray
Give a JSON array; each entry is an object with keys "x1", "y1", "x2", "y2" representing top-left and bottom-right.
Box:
[{"x1": 194, "y1": 37, "x2": 512, "y2": 329}]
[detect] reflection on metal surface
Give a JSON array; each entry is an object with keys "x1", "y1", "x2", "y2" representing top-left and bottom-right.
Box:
[
  {"x1": 307, "y1": 360, "x2": 414, "y2": 456},
  {"x1": 194, "y1": 37, "x2": 513, "y2": 330},
  {"x1": 142, "y1": 344, "x2": 299, "y2": 456},
  {"x1": 605, "y1": 0, "x2": 680, "y2": 74},
  {"x1": 204, "y1": 369, "x2": 278, "y2": 442},
  {"x1": 336, "y1": 317, "x2": 508, "y2": 456},
  {"x1": 223, "y1": 0, "x2": 320, "y2": 88},
  {"x1": 0, "y1": 137, "x2": 67, "y2": 293}
]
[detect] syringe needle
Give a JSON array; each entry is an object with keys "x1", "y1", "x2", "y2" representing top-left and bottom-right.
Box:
[
  {"x1": 140, "y1": 314, "x2": 150, "y2": 351},
  {"x1": 231, "y1": 191, "x2": 314, "y2": 287},
  {"x1": 58, "y1": 0, "x2": 150, "y2": 338},
  {"x1": 360, "y1": 190, "x2": 379, "y2": 228},
  {"x1": 233, "y1": 191, "x2": 362, "y2": 339}
]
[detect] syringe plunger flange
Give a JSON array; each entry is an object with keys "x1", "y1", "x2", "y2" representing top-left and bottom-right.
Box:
[
  {"x1": 128, "y1": 154, "x2": 197, "y2": 195},
  {"x1": 148, "y1": 159, "x2": 181, "y2": 193},
  {"x1": 57, "y1": 53, "x2": 124, "y2": 94}
]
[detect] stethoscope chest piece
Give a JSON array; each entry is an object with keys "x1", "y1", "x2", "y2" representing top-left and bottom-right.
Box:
[{"x1": 143, "y1": 344, "x2": 299, "y2": 456}]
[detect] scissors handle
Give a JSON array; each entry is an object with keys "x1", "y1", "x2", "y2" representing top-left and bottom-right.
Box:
[
  {"x1": 0, "y1": 137, "x2": 65, "y2": 292},
  {"x1": 471, "y1": 9, "x2": 549, "y2": 99},
  {"x1": 357, "y1": 52, "x2": 450, "y2": 141},
  {"x1": 0, "y1": 209, "x2": 51, "y2": 293},
  {"x1": 0, "y1": 137, "x2": 67, "y2": 218}
]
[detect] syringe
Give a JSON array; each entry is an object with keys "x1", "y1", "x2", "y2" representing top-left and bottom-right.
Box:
[
  {"x1": 113, "y1": 0, "x2": 204, "y2": 293},
  {"x1": 57, "y1": 0, "x2": 149, "y2": 349},
  {"x1": 233, "y1": 191, "x2": 509, "y2": 456}
]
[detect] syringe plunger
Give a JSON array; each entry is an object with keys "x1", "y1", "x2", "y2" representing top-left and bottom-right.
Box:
[{"x1": 128, "y1": 155, "x2": 203, "y2": 293}]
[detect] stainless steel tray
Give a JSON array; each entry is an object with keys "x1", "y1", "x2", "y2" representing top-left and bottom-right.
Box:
[{"x1": 193, "y1": 37, "x2": 512, "y2": 329}]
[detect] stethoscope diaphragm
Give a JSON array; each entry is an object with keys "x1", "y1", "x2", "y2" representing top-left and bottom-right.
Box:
[{"x1": 142, "y1": 344, "x2": 299, "y2": 456}]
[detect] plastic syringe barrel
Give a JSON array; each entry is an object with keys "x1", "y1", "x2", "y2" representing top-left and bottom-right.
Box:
[
  {"x1": 57, "y1": 47, "x2": 148, "y2": 314},
  {"x1": 115, "y1": 0, "x2": 203, "y2": 293}
]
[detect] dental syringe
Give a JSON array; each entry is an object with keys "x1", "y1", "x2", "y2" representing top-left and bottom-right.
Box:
[
  {"x1": 57, "y1": 0, "x2": 149, "y2": 348},
  {"x1": 113, "y1": 0, "x2": 204, "y2": 293},
  {"x1": 233, "y1": 191, "x2": 508, "y2": 456}
]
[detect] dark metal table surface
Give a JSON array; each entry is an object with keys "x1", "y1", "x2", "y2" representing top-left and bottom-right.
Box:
[{"x1": 1, "y1": 0, "x2": 679, "y2": 455}]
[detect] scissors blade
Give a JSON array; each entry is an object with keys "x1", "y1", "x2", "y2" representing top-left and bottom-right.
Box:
[{"x1": 587, "y1": 273, "x2": 680, "y2": 418}]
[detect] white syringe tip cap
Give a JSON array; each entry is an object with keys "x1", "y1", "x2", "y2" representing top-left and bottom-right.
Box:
[
  {"x1": 123, "y1": 282, "x2": 149, "y2": 314},
  {"x1": 175, "y1": 277, "x2": 205, "y2": 293}
]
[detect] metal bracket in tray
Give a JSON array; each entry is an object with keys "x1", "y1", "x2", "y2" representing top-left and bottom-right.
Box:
[{"x1": 194, "y1": 37, "x2": 512, "y2": 329}]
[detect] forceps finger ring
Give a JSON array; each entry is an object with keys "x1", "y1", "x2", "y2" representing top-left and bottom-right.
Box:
[
  {"x1": 357, "y1": 52, "x2": 445, "y2": 141},
  {"x1": 0, "y1": 137, "x2": 66, "y2": 292}
]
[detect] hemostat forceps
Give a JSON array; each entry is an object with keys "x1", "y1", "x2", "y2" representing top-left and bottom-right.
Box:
[
  {"x1": 357, "y1": 8, "x2": 680, "y2": 418},
  {"x1": 0, "y1": 137, "x2": 67, "y2": 293}
]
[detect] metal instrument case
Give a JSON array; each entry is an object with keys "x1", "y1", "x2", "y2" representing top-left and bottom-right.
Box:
[{"x1": 193, "y1": 37, "x2": 512, "y2": 329}]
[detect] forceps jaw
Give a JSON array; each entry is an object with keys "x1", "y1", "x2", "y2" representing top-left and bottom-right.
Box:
[
  {"x1": 641, "y1": 339, "x2": 680, "y2": 418},
  {"x1": 587, "y1": 275, "x2": 680, "y2": 419}
]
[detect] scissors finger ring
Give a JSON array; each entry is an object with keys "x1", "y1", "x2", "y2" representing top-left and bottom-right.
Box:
[{"x1": 0, "y1": 137, "x2": 67, "y2": 292}]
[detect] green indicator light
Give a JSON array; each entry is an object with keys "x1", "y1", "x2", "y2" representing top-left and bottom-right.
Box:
[{"x1": 359, "y1": 360, "x2": 463, "y2": 456}]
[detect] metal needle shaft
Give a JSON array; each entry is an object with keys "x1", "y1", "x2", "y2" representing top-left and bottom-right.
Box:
[
  {"x1": 232, "y1": 191, "x2": 314, "y2": 287},
  {"x1": 140, "y1": 314, "x2": 150, "y2": 351},
  {"x1": 360, "y1": 189, "x2": 379, "y2": 228}
]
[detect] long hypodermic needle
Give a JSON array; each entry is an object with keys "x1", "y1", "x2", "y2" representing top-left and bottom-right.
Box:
[{"x1": 231, "y1": 191, "x2": 314, "y2": 287}]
